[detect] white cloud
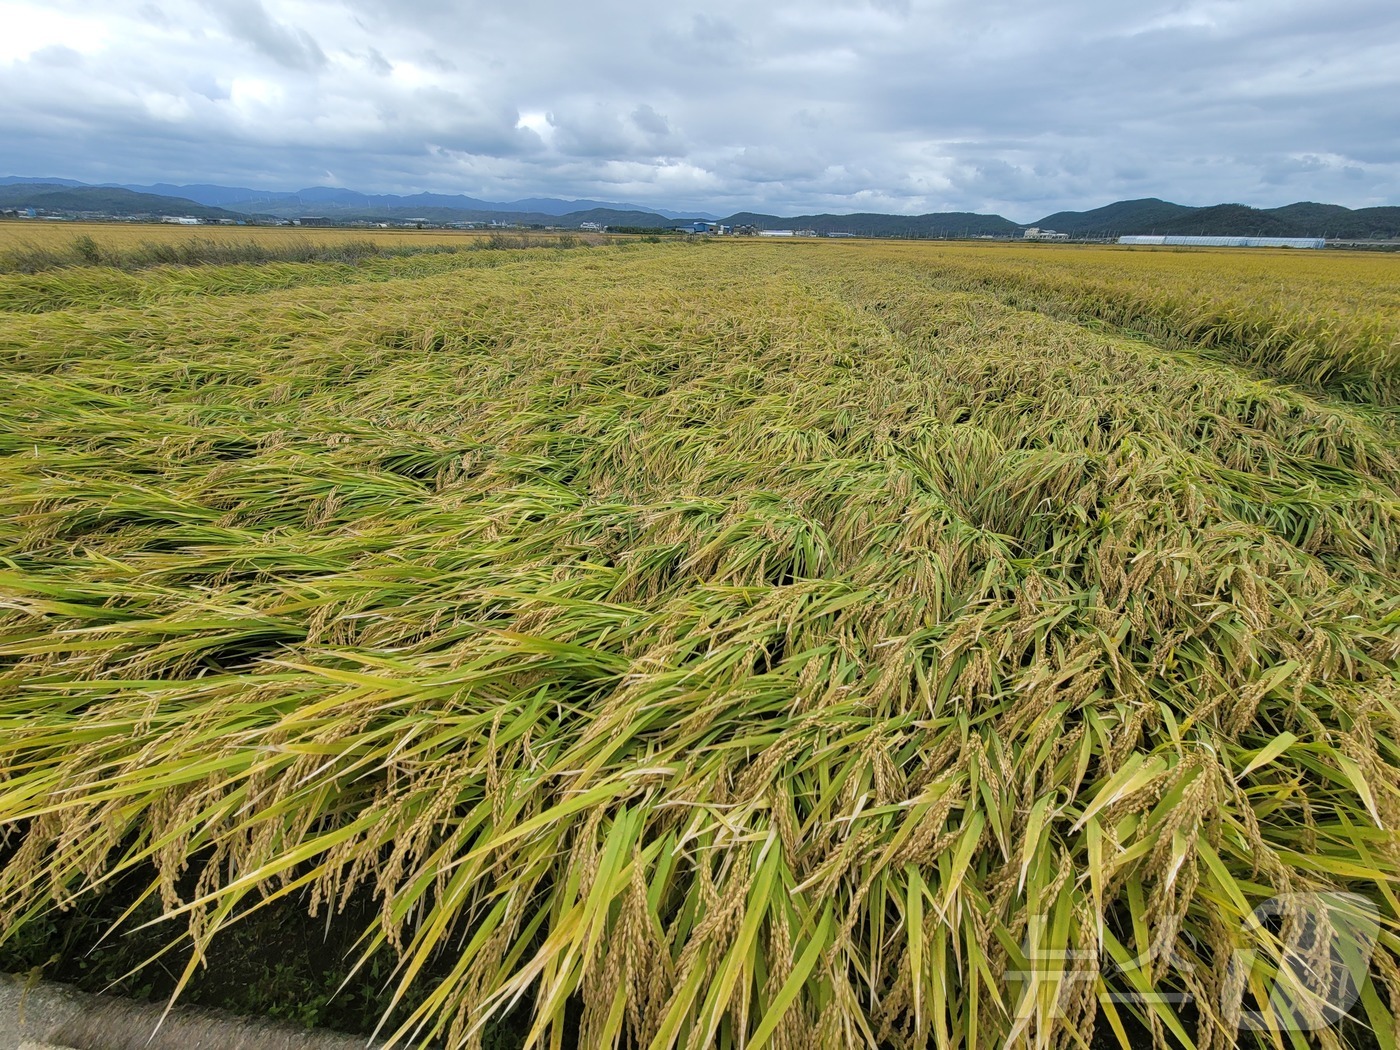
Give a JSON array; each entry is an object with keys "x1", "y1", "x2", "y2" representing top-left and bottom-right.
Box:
[{"x1": 0, "y1": 5, "x2": 111, "y2": 62}]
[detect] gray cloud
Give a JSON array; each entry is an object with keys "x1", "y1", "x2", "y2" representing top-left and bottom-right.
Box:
[
  {"x1": 204, "y1": 0, "x2": 326, "y2": 72},
  {"x1": 363, "y1": 47, "x2": 391, "y2": 76},
  {"x1": 1, "y1": 0, "x2": 1397, "y2": 216},
  {"x1": 30, "y1": 45, "x2": 85, "y2": 68},
  {"x1": 631, "y1": 104, "x2": 671, "y2": 138},
  {"x1": 137, "y1": 4, "x2": 172, "y2": 28}
]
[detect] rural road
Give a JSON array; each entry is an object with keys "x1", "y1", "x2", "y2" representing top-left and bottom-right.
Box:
[
  {"x1": 0, "y1": 973, "x2": 84, "y2": 1050},
  {"x1": 0, "y1": 973, "x2": 389, "y2": 1050}
]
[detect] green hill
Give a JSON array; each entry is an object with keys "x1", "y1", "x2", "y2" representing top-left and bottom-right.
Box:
[
  {"x1": 0, "y1": 184, "x2": 244, "y2": 220},
  {"x1": 284, "y1": 206, "x2": 671, "y2": 228},
  {"x1": 1279, "y1": 204, "x2": 1400, "y2": 239},
  {"x1": 721, "y1": 211, "x2": 1019, "y2": 237},
  {"x1": 1034, "y1": 198, "x2": 1400, "y2": 239},
  {"x1": 1153, "y1": 203, "x2": 1300, "y2": 237},
  {"x1": 1268, "y1": 202, "x2": 1356, "y2": 228},
  {"x1": 1032, "y1": 198, "x2": 1195, "y2": 236}
]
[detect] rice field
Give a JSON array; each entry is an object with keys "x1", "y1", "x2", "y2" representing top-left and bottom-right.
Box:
[
  {"x1": 0, "y1": 219, "x2": 522, "y2": 255},
  {"x1": 0, "y1": 233, "x2": 1397, "y2": 1049}
]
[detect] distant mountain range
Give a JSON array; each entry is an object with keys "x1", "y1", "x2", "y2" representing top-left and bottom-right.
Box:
[
  {"x1": 728, "y1": 198, "x2": 1400, "y2": 239},
  {"x1": 3, "y1": 178, "x2": 1398, "y2": 239},
  {"x1": 1032, "y1": 198, "x2": 1400, "y2": 239},
  {"x1": 0, "y1": 176, "x2": 718, "y2": 222},
  {"x1": 0, "y1": 183, "x2": 248, "y2": 221},
  {"x1": 722, "y1": 210, "x2": 1020, "y2": 238}
]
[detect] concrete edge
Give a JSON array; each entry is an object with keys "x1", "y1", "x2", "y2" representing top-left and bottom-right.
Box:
[{"x1": 0, "y1": 973, "x2": 402, "y2": 1050}]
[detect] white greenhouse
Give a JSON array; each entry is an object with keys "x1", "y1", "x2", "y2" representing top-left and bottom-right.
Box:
[{"x1": 1117, "y1": 235, "x2": 1326, "y2": 249}]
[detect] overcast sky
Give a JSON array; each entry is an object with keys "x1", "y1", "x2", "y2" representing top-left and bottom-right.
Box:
[{"x1": 4, "y1": 0, "x2": 1398, "y2": 218}]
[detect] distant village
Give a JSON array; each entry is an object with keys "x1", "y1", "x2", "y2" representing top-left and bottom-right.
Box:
[
  {"x1": 0, "y1": 208, "x2": 858, "y2": 239},
  {"x1": 669, "y1": 221, "x2": 842, "y2": 238},
  {"x1": 0, "y1": 207, "x2": 1345, "y2": 249},
  {"x1": 0, "y1": 207, "x2": 254, "y2": 227}
]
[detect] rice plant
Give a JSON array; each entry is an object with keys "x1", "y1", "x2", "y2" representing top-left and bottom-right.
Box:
[
  {"x1": 0, "y1": 224, "x2": 603, "y2": 276},
  {"x1": 835, "y1": 240, "x2": 1400, "y2": 405},
  {"x1": 0, "y1": 239, "x2": 1396, "y2": 1049}
]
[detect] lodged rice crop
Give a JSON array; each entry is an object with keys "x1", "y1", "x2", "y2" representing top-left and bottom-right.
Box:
[
  {"x1": 834, "y1": 241, "x2": 1400, "y2": 405},
  {"x1": 0, "y1": 220, "x2": 551, "y2": 260},
  {"x1": 0, "y1": 239, "x2": 1397, "y2": 1049},
  {"x1": 0, "y1": 224, "x2": 606, "y2": 283}
]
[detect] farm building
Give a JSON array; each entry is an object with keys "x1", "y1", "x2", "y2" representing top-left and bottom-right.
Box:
[
  {"x1": 676, "y1": 221, "x2": 729, "y2": 234},
  {"x1": 1118, "y1": 235, "x2": 1326, "y2": 249},
  {"x1": 1023, "y1": 227, "x2": 1070, "y2": 241}
]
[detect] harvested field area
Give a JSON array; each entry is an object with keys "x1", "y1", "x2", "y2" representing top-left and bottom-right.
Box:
[{"x1": 1, "y1": 238, "x2": 1397, "y2": 1049}]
